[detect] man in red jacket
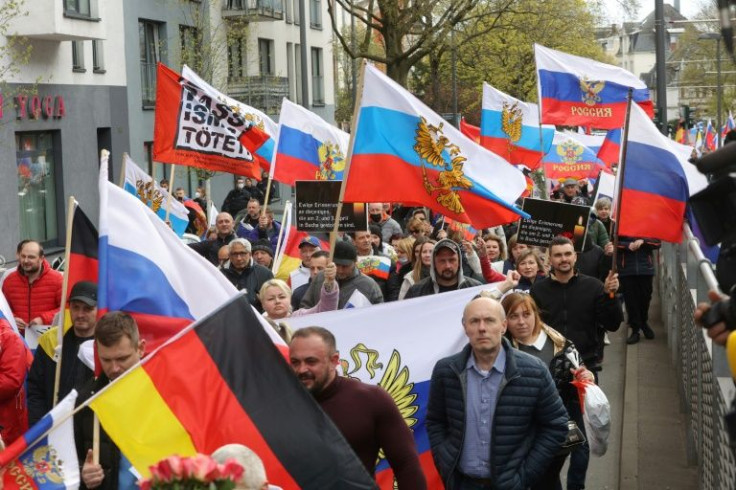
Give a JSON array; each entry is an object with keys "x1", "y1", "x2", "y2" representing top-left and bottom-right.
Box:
[{"x1": 1, "y1": 241, "x2": 62, "y2": 335}]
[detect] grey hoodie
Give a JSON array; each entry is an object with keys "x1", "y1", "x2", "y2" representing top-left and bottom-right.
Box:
[{"x1": 405, "y1": 238, "x2": 482, "y2": 298}]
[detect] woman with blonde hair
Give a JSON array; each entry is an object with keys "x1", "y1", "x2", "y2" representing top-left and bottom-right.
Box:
[
  {"x1": 258, "y1": 263, "x2": 339, "y2": 341},
  {"x1": 500, "y1": 292, "x2": 595, "y2": 490},
  {"x1": 399, "y1": 239, "x2": 435, "y2": 299}
]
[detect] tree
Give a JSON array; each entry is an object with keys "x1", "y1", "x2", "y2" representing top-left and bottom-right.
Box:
[
  {"x1": 0, "y1": 0, "x2": 33, "y2": 123},
  {"x1": 328, "y1": 0, "x2": 519, "y2": 86},
  {"x1": 416, "y1": 0, "x2": 610, "y2": 123}
]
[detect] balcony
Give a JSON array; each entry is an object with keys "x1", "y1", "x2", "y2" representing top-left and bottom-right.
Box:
[
  {"x1": 6, "y1": 0, "x2": 104, "y2": 41},
  {"x1": 223, "y1": 0, "x2": 284, "y2": 21},
  {"x1": 228, "y1": 76, "x2": 289, "y2": 115}
]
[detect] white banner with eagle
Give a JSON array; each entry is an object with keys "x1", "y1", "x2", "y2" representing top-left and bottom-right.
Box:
[
  {"x1": 287, "y1": 283, "x2": 502, "y2": 489},
  {"x1": 122, "y1": 154, "x2": 189, "y2": 236}
]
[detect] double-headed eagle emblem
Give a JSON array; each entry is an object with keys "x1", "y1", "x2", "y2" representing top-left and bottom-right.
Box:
[
  {"x1": 414, "y1": 116, "x2": 472, "y2": 214},
  {"x1": 18, "y1": 445, "x2": 65, "y2": 484},
  {"x1": 501, "y1": 101, "x2": 523, "y2": 143},
  {"x1": 316, "y1": 141, "x2": 346, "y2": 181},
  {"x1": 135, "y1": 179, "x2": 164, "y2": 212},
  {"x1": 557, "y1": 139, "x2": 584, "y2": 164},
  {"x1": 580, "y1": 77, "x2": 605, "y2": 106}
]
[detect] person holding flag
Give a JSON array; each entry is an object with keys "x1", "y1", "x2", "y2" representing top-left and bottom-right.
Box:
[{"x1": 27, "y1": 281, "x2": 97, "y2": 425}]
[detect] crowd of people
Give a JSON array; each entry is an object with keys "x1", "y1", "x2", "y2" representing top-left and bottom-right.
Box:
[{"x1": 0, "y1": 174, "x2": 665, "y2": 489}]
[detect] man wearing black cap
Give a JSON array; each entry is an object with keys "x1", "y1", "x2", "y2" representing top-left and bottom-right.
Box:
[
  {"x1": 558, "y1": 178, "x2": 590, "y2": 206},
  {"x1": 300, "y1": 241, "x2": 383, "y2": 309},
  {"x1": 251, "y1": 239, "x2": 274, "y2": 269},
  {"x1": 27, "y1": 281, "x2": 97, "y2": 425},
  {"x1": 289, "y1": 236, "x2": 321, "y2": 291}
]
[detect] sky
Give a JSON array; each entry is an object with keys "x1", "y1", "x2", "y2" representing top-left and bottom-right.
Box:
[{"x1": 603, "y1": 0, "x2": 705, "y2": 25}]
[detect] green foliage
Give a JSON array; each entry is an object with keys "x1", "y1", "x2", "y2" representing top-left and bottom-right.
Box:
[
  {"x1": 414, "y1": 0, "x2": 608, "y2": 122},
  {"x1": 0, "y1": 0, "x2": 34, "y2": 119}
]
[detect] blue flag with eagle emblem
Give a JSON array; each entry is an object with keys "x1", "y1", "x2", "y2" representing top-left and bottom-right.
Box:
[{"x1": 542, "y1": 131, "x2": 605, "y2": 182}]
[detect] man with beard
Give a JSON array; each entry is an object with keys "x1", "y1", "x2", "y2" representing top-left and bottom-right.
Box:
[
  {"x1": 289, "y1": 327, "x2": 426, "y2": 488},
  {"x1": 530, "y1": 236, "x2": 622, "y2": 490},
  {"x1": 2, "y1": 240, "x2": 62, "y2": 336}
]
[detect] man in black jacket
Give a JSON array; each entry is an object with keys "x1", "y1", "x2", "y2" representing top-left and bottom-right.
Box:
[
  {"x1": 28, "y1": 281, "x2": 97, "y2": 425},
  {"x1": 221, "y1": 176, "x2": 251, "y2": 216},
  {"x1": 75, "y1": 311, "x2": 145, "y2": 490},
  {"x1": 189, "y1": 212, "x2": 237, "y2": 266},
  {"x1": 530, "y1": 236, "x2": 622, "y2": 490},
  {"x1": 221, "y1": 238, "x2": 274, "y2": 311}
]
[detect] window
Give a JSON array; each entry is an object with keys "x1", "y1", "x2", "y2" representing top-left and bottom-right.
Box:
[
  {"x1": 287, "y1": 42, "x2": 295, "y2": 99},
  {"x1": 180, "y1": 25, "x2": 200, "y2": 71},
  {"x1": 16, "y1": 132, "x2": 59, "y2": 244},
  {"x1": 285, "y1": 0, "x2": 293, "y2": 23},
  {"x1": 226, "y1": 0, "x2": 245, "y2": 8},
  {"x1": 228, "y1": 38, "x2": 245, "y2": 81},
  {"x1": 92, "y1": 40, "x2": 105, "y2": 73},
  {"x1": 139, "y1": 20, "x2": 162, "y2": 108},
  {"x1": 72, "y1": 41, "x2": 85, "y2": 72},
  {"x1": 295, "y1": 44, "x2": 302, "y2": 104},
  {"x1": 294, "y1": 0, "x2": 300, "y2": 25},
  {"x1": 65, "y1": 0, "x2": 91, "y2": 16},
  {"x1": 258, "y1": 38, "x2": 274, "y2": 76},
  {"x1": 310, "y1": 0, "x2": 321, "y2": 29},
  {"x1": 311, "y1": 47, "x2": 324, "y2": 106}
]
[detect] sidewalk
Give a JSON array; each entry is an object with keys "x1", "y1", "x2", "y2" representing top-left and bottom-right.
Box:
[{"x1": 579, "y1": 282, "x2": 698, "y2": 489}]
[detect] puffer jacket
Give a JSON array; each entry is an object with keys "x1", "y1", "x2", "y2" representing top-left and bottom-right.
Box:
[
  {"x1": 0, "y1": 322, "x2": 29, "y2": 444},
  {"x1": 404, "y1": 239, "x2": 482, "y2": 299},
  {"x1": 221, "y1": 259, "x2": 274, "y2": 310},
  {"x1": 1, "y1": 259, "x2": 62, "y2": 326},
  {"x1": 426, "y1": 340, "x2": 568, "y2": 490}
]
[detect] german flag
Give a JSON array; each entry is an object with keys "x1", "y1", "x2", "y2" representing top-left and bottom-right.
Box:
[{"x1": 89, "y1": 294, "x2": 376, "y2": 489}]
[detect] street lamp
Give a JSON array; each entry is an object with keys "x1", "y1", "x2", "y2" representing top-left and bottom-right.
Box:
[{"x1": 699, "y1": 32, "x2": 722, "y2": 147}]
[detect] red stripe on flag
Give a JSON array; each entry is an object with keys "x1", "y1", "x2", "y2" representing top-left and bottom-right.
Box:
[
  {"x1": 618, "y1": 188, "x2": 686, "y2": 243},
  {"x1": 144, "y1": 331, "x2": 300, "y2": 489},
  {"x1": 480, "y1": 136, "x2": 544, "y2": 169},
  {"x1": 541, "y1": 99, "x2": 653, "y2": 129},
  {"x1": 273, "y1": 154, "x2": 320, "y2": 186}
]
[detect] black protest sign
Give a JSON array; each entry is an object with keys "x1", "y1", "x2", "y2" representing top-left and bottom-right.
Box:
[
  {"x1": 295, "y1": 181, "x2": 367, "y2": 232},
  {"x1": 517, "y1": 198, "x2": 590, "y2": 251}
]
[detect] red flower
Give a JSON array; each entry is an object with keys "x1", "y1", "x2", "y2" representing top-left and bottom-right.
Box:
[{"x1": 221, "y1": 459, "x2": 244, "y2": 483}]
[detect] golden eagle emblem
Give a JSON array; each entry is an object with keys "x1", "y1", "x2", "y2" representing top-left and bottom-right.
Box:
[
  {"x1": 414, "y1": 116, "x2": 472, "y2": 214},
  {"x1": 244, "y1": 113, "x2": 266, "y2": 131},
  {"x1": 557, "y1": 139, "x2": 585, "y2": 164},
  {"x1": 135, "y1": 179, "x2": 164, "y2": 213},
  {"x1": 580, "y1": 77, "x2": 605, "y2": 106},
  {"x1": 19, "y1": 445, "x2": 65, "y2": 484},
  {"x1": 501, "y1": 101, "x2": 523, "y2": 143},
  {"x1": 340, "y1": 343, "x2": 418, "y2": 484},
  {"x1": 316, "y1": 141, "x2": 346, "y2": 181}
]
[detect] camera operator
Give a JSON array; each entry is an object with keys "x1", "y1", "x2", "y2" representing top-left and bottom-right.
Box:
[{"x1": 695, "y1": 290, "x2": 732, "y2": 345}]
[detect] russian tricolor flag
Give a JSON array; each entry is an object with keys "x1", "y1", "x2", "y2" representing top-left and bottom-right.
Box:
[
  {"x1": 617, "y1": 104, "x2": 690, "y2": 242},
  {"x1": 0, "y1": 391, "x2": 79, "y2": 490},
  {"x1": 480, "y1": 83, "x2": 554, "y2": 169},
  {"x1": 597, "y1": 128, "x2": 622, "y2": 167},
  {"x1": 272, "y1": 98, "x2": 350, "y2": 185},
  {"x1": 542, "y1": 132, "x2": 605, "y2": 181},
  {"x1": 704, "y1": 119, "x2": 717, "y2": 151},
  {"x1": 722, "y1": 111, "x2": 735, "y2": 141},
  {"x1": 346, "y1": 64, "x2": 529, "y2": 228},
  {"x1": 535, "y1": 44, "x2": 653, "y2": 129}
]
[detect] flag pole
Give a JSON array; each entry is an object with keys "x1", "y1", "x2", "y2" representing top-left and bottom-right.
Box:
[
  {"x1": 328, "y1": 59, "x2": 367, "y2": 259},
  {"x1": 118, "y1": 153, "x2": 127, "y2": 188},
  {"x1": 92, "y1": 413, "x2": 100, "y2": 464},
  {"x1": 52, "y1": 196, "x2": 76, "y2": 407},
  {"x1": 271, "y1": 201, "x2": 292, "y2": 275},
  {"x1": 164, "y1": 164, "x2": 177, "y2": 226},
  {"x1": 609, "y1": 87, "x2": 634, "y2": 292},
  {"x1": 535, "y1": 106, "x2": 549, "y2": 200}
]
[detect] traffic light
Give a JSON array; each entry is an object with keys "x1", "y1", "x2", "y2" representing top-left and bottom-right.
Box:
[{"x1": 681, "y1": 105, "x2": 691, "y2": 128}]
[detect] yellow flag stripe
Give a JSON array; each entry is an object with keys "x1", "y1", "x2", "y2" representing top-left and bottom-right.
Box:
[
  {"x1": 89, "y1": 367, "x2": 197, "y2": 477},
  {"x1": 276, "y1": 255, "x2": 301, "y2": 281}
]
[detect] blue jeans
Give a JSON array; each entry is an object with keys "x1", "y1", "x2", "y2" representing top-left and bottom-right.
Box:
[{"x1": 566, "y1": 397, "x2": 589, "y2": 490}]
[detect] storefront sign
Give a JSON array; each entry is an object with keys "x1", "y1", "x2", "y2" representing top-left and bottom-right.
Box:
[{"x1": 10, "y1": 94, "x2": 66, "y2": 120}]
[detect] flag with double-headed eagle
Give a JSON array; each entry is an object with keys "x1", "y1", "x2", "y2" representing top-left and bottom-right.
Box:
[
  {"x1": 153, "y1": 63, "x2": 273, "y2": 179},
  {"x1": 481, "y1": 82, "x2": 554, "y2": 169},
  {"x1": 535, "y1": 44, "x2": 653, "y2": 129},
  {"x1": 287, "y1": 282, "x2": 508, "y2": 489},
  {"x1": 542, "y1": 131, "x2": 605, "y2": 181},
  {"x1": 123, "y1": 154, "x2": 190, "y2": 236},
  {"x1": 345, "y1": 63, "x2": 529, "y2": 228},
  {"x1": 271, "y1": 98, "x2": 350, "y2": 185},
  {"x1": 0, "y1": 390, "x2": 79, "y2": 490}
]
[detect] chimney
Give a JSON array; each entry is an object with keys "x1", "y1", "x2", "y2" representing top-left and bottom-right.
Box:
[{"x1": 674, "y1": 0, "x2": 680, "y2": 12}]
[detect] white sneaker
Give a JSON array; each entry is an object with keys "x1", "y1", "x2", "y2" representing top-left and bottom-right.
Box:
[{"x1": 604, "y1": 332, "x2": 611, "y2": 345}]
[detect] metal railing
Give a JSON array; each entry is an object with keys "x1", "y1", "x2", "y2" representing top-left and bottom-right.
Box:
[
  {"x1": 658, "y1": 223, "x2": 736, "y2": 489},
  {"x1": 228, "y1": 76, "x2": 289, "y2": 115}
]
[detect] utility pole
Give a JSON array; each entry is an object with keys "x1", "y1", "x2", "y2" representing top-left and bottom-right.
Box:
[{"x1": 654, "y1": 0, "x2": 668, "y2": 136}]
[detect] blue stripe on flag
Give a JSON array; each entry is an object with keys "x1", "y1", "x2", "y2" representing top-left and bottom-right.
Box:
[
  {"x1": 538, "y1": 70, "x2": 651, "y2": 103},
  {"x1": 624, "y1": 141, "x2": 689, "y2": 202},
  {"x1": 276, "y1": 126, "x2": 323, "y2": 167}
]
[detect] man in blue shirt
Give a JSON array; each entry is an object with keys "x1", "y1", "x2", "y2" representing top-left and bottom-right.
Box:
[{"x1": 426, "y1": 295, "x2": 568, "y2": 489}]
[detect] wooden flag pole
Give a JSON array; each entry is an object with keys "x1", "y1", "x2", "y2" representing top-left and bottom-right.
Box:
[
  {"x1": 535, "y1": 105, "x2": 550, "y2": 200},
  {"x1": 92, "y1": 413, "x2": 100, "y2": 464},
  {"x1": 164, "y1": 164, "x2": 177, "y2": 226},
  {"x1": 261, "y1": 172, "x2": 275, "y2": 218},
  {"x1": 52, "y1": 196, "x2": 76, "y2": 407},
  {"x1": 271, "y1": 201, "x2": 292, "y2": 275},
  {"x1": 118, "y1": 153, "x2": 128, "y2": 188},
  {"x1": 329, "y1": 59, "x2": 368, "y2": 260},
  {"x1": 609, "y1": 87, "x2": 634, "y2": 294}
]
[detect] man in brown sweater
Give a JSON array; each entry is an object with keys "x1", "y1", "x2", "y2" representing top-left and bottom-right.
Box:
[{"x1": 289, "y1": 327, "x2": 426, "y2": 489}]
